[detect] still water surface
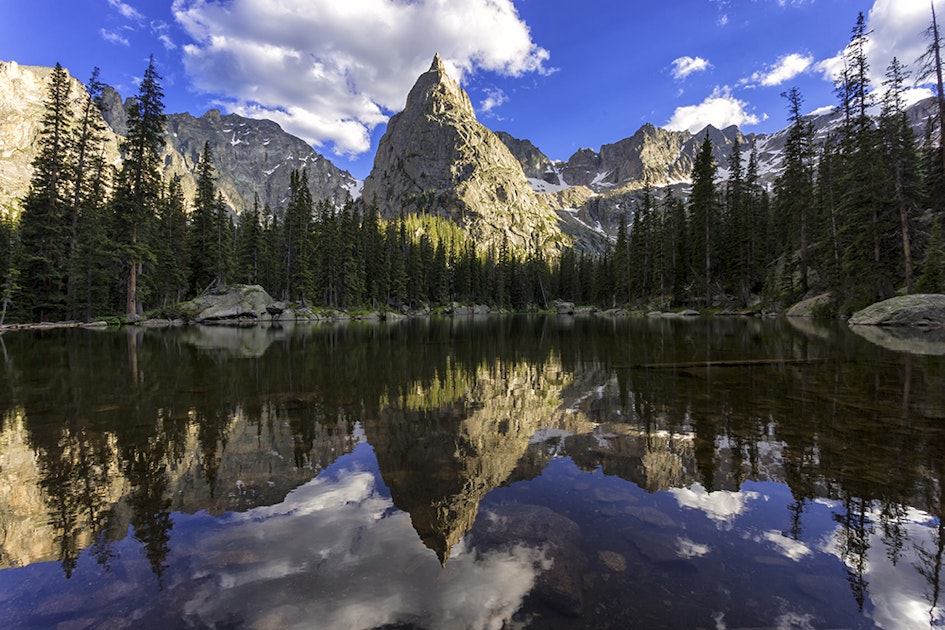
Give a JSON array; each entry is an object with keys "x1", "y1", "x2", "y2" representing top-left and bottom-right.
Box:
[{"x1": 1, "y1": 315, "x2": 945, "y2": 629}]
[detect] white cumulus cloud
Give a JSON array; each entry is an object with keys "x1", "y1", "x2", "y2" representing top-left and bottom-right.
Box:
[
  {"x1": 815, "y1": 0, "x2": 945, "y2": 90},
  {"x1": 171, "y1": 0, "x2": 552, "y2": 157},
  {"x1": 751, "y1": 53, "x2": 814, "y2": 87},
  {"x1": 665, "y1": 86, "x2": 761, "y2": 134},
  {"x1": 672, "y1": 56, "x2": 712, "y2": 80},
  {"x1": 480, "y1": 87, "x2": 508, "y2": 113}
]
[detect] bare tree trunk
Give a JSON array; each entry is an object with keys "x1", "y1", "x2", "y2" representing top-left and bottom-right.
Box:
[
  {"x1": 896, "y1": 167, "x2": 915, "y2": 293},
  {"x1": 933, "y1": 3, "x2": 945, "y2": 177},
  {"x1": 127, "y1": 220, "x2": 137, "y2": 320}
]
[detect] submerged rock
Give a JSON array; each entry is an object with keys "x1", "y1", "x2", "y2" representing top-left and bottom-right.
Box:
[
  {"x1": 848, "y1": 294, "x2": 945, "y2": 327},
  {"x1": 850, "y1": 325, "x2": 945, "y2": 355}
]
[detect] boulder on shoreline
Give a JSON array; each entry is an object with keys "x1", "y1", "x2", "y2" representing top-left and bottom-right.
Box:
[
  {"x1": 848, "y1": 294, "x2": 945, "y2": 328},
  {"x1": 786, "y1": 293, "x2": 832, "y2": 318},
  {"x1": 180, "y1": 284, "x2": 277, "y2": 323}
]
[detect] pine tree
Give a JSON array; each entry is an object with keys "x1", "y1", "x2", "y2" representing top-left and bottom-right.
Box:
[
  {"x1": 688, "y1": 132, "x2": 719, "y2": 306},
  {"x1": 64, "y1": 67, "x2": 111, "y2": 319},
  {"x1": 213, "y1": 193, "x2": 235, "y2": 288},
  {"x1": 0, "y1": 213, "x2": 18, "y2": 325},
  {"x1": 188, "y1": 143, "x2": 219, "y2": 294},
  {"x1": 386, "y1": 217, "x2": 407, "y2": 306},
  {"x1": 775, "y1": 87, "x2": 815, "y2": 297},
  {"x1": 18, "y1": 62, "x2": 73, "y2": 321},
  {"x1": 72, "y1": 153, "x2": 114, "y2": 319},
  {"x1": 153, "y1": 177, "x2": 189, "y2": 307},
  {"x1": 835, "y1": 13, "x2": 889, "y2": 311},
  {"x1": 917, "y1": 220, "x2": 945, "y2": 292},
  {"x1": 661, "y1": 188, "x2": 688, "y2": 303},
  {"x1": 283, "y1": 170, "x2": 314, "y2": 303},
  {"x1": 723, "y1": 135, "x2": 752, "y2": 300},
  {"x1": 114, "y1": 56, "x2": 165, "y2": 319},
  {"x1": 880, "y1": 58, "x2": 922, "y2": 293},
  {"x1": 236, "y1": 193, "x2": 263, "y2": 286},
  {"x1": 613, "y1": 213, "x2": 630, "y2": 304},
  {"x1": 918, "y1": 1, "x2": 945, "y2": 187}
]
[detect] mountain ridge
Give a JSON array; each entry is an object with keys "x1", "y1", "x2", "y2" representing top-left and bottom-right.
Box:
[{"x1": 2, "y1": 58, "x2": 939, "y2": 252}]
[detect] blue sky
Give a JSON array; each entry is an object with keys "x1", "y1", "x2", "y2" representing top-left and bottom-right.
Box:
[{"x1": 1, "y1": 0, "x2": 941, "y2": 179}]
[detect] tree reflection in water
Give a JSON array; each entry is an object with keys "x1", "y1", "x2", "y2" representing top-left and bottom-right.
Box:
[{"x1": 0, "y1": 315, "x2": 943, "y2": 627}]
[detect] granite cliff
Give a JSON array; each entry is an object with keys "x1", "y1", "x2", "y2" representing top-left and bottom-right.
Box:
[
  {"x1": 0, "y1": 60, "x2": 357, "y2": 221},
  {"x1": 361, "y1": 54, "x2": 569, "y2": 256}
]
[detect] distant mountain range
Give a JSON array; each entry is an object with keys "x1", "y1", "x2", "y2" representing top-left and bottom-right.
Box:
[{"x1": 0, "y1": 58, "x2": 938, "y2": 254}]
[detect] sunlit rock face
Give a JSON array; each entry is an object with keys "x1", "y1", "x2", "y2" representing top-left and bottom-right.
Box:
[
  {"x1": 0, "y1": 412, "x2": 128, "y2": 571},
  {"x1": 361, "y1": 54, "x2": 569, "y2": 257},
  {"x1": 0, "y1": 402, "x2": 358, "y2": 570},
  {"x1": 0, "y1": 62, "x2": 121, "y2": 219},
  {"x1": 0, "y1": 61, "x2": 356, "y2": 222},
  {"x1": 366, "y1": 359, "x2": 572, "y2": 563}
]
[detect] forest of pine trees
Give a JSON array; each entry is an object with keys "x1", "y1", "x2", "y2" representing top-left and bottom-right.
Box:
[{"x1": 1, "y1": 10, "x2": 945, "y2": 325}]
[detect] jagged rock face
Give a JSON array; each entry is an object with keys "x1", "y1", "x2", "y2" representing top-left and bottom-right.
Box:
[
  {"x1": 361, "y1": 54, "x2": 568, "y2": 255},
  {"x1": 0, "y1": 61, "x2": 121, "y2": 217},
  {"x1": 0, "y1": 61, "x2": 357, "y2": 221},
  {"x1": 99, "y1": 85, "x2": 128, "y2": 137},
  {"x1": 554, "y1": 124, "x2": 745, "y2": 192},
  {"x1": 365, "y1": 358, "x2": 572, "y2": 564},
  {"x1": 162, "y1": 110, "x2": 357, "y2": 215},
  {"x1": 494, "y1": 131, "x2": 559, "y2": 184}
]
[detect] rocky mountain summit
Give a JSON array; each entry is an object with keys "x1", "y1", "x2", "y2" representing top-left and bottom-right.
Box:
[
  {"x1": 361, "y1": 54, "x2": 569, "y2": 255},
  {"x1": 4, "y1": 58, "x2": 939, "y2": 255},
  {"x1": 0, "y1": 60, "x2": 357, "y2": 220},
  {"x1": 0, "y1": 61, "x2": 121, "y2": 217},
  {"x1": 99, "y1": 87, "x2": 358, "y2": 215}
]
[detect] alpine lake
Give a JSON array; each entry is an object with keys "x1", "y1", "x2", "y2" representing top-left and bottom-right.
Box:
[{"x1": 1, "y1": 314, "x2": 945, "y2": 629}]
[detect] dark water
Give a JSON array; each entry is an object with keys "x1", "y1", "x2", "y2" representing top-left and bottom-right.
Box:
[{"x1": 1, "y1": 315, "x2": 944, "y2": 629}]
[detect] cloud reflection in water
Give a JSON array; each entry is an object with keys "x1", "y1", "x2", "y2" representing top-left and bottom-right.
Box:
[{"x1": 181, "y1": 444, "x2": 546, "y2": 630}]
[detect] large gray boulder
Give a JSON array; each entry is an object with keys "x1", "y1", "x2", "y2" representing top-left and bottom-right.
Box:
[
  {"x1": 786, "y1": 293, "x2": 832, "y2": 317},
  {"x1": 848, "y1": 294, "x2": 945, "y2": 327},
  {"x1": 181, "y1": 284, "x2": 277, "y2": 322}
]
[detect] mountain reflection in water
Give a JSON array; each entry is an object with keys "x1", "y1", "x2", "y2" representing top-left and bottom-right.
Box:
[{"x1": 0, "y1": 315, "x2": 943, "y2": 628}]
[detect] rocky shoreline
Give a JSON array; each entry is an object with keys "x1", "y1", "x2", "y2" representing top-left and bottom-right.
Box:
[{"x1": 4, "y1": 288, "x2": 943, "y2": 333}]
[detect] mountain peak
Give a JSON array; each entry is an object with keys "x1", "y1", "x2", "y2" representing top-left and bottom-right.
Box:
[
  {"x1": 404, "y1": 53, "x2": 472, "y2": 117},
  {"x1": 361, "y1": 53, "x2": 568, "y2": 256}
]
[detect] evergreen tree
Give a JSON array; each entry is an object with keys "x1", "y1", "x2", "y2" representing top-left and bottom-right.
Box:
[
  {"x1": 688, "y1": 132, "x2": 719, "y2": 306},
  {"x1": 213, "y1": 193, "x2": 235, "y2": 288},
  {"x1": 918, "y1": 1, "x2": 945, "y2": 189},
  {"x1": 661, "y1": 189, "x2": 688, "y2": 303},
  {"x1": 340, "y1": 203, "x2": 365, "y2": 308},
  {"x1": 153, "y1": 177, "x2": 188, "y2": 307},
  {"x1": 723, "y1": 135, "x2": 751, "y2": 300},
  {"x1": 283, "y1": 170, "x2": 314, "y2": 303},
  {"x1": 880, "y1": 58, "x2": 922, "y2": 293},
  {"x1": 114, "y1": 56, "x2": 165, "y2": 319},
  {"x1": 18, "y1": 62, "x2": 73, "y2": 321},
  {"x1": 260, "y1": 204, "x2": 284, "y2": 297},
  {"x1": 0, "y1": 213, "x2": 18, "y2": 325},
  {"x1": 188, "y1": 143, "x2": 219, "y2": 294},
  {"x1": 236, "y1": 193, "x2": 263, "y2": 286},
  {"x1": 835, "y1": 13, "x2": 889, "y2": 311},
  {"x1": 917, "y1": 220, "x2": 945, "y2": 292},
  {"x1": 775, "y1": 87, "x2": 815, "y2": 296},
  {"x1": 745, "y1": 146, "x2": 771, "y2": 296},
  {"x1": 66, "y1": 67, "x2": 110, "y2": 318},
  {"x1": 386, "y1": 217, "x2": 407, "y2": 306},
  {"x1": 613, "y1": 213, "x2": 630, "y2": 304}
]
